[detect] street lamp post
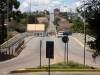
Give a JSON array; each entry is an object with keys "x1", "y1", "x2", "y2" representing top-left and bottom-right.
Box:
[{"x1": 83, "y1": 0, "x2": 86, "y2": 66}]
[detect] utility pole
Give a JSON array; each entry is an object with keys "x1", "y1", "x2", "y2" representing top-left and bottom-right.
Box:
[
  {"x1": 30, "y1": 0, "x2": 31, "y2": 14},
  {"x1": 83, "y1": 0, "x2": 86, "y2": 66},
  {"x1": 1, "y1": 10, "x2": 5, "y2": 44}
]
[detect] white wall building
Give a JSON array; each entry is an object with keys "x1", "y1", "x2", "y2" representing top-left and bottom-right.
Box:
[{"x1": 27, "y1": 24, "x2": 45, "y2": 36}]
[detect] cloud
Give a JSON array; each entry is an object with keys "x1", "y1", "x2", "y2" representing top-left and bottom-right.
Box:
[
  {"x1": 64, "y1": 1, "x2": 81, "y2": 12},
  {"x1": 75, "y1": 2, "x2": 82, "y2": 7},
  {"x1": 19, "y1": 1, "x2": 29, "y2": 12},
  {"x1": 19, "y1": 0, "x2": 82, "y2": 13}
]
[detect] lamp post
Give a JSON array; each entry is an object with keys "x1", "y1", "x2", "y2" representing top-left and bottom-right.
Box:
[{"x1": 83, "y1": 0, "x2": 86, "y2": 66}]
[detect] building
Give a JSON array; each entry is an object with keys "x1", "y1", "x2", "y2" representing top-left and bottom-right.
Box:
[
  {"x1": 57, "y1": 21, "x2": 72, "y2": 32},
  {"x1": 54, "y1": 8, "x2": 60, "y2": 15},
  {"x1": 67, "y1": 12, "x2": 78, "y2": 20},
  {"x1": 37, "y1": 17, "x2": 48, "y2": 23},
  {"x1": 27, "y1": 24, "x2": 45, "y2": 36}
]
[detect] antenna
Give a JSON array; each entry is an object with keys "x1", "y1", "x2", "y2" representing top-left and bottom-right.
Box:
[{"x1": 30, "y1": 0, "x2": 31, "y2": 13}]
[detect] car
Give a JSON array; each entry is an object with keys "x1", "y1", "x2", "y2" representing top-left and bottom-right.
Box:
[
  {"x1": 45, "y1": 34, "x2": 49, "y2": 37},
  {"x1": 57, "y1": 31, "x2": 65, "y2": 38}
]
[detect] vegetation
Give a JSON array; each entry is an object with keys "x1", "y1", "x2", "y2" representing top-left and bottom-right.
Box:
[
  {"x1": 67, "y1": 19, "x2": 73, "y2": 23},
  {"x1": 27, "y1": 14, "x2": 39, "y2": 24},
  {"x1": 60, "y1": 12, "x2": 67, "y2": 17},
  {"x1": 26, "y1": 61, "x2": 93, "y2": 70},
  {"x1": 0, "y1": 0, "x2": 22, "y2": 44},
  {"x1": 70, "y1": 18, "x2": 84, "y2": 33},
  {"x1": 41, "y1": 21, "x2": 48, "y2": 30},
  {"x1": 53, "y1": 18, "x2": 60, "y2": 27},
  {"x1": 0, "y1": 25, "x2": 7, "y2": 44},
  {"x1": 76, "y1": 0, "x2": 100, "y2": 57}
]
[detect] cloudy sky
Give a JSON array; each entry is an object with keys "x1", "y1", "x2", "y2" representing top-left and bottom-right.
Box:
[{"x1": 18, "y1": 0, "x2": 82, "y2": 13}]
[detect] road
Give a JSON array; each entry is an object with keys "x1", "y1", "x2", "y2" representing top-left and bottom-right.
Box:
[
  {"x1": 0, "y1": 35, "x2": 100, "y2": 74},
  {"x1": 47, "y1": 13, "x2": 56, "y2": 33}
]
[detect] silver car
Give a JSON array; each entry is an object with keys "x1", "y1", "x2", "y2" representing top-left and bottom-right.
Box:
[{"x1": 57, "y1": 31, "x2": 65, "y2": 38}]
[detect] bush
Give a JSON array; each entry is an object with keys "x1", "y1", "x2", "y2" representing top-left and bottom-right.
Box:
[{"x1": 8, "y1": 34, "x2": 13, "y2": 39}]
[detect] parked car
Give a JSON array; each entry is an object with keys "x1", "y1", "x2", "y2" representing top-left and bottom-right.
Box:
[
  {"x1": 57, "y1": 31, "x2": 65, "y2": 38},
  {"x1": 57, "y1": 30, "x2": 71, "y2": 38}
]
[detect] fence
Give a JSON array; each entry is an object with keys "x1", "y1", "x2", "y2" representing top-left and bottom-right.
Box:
[
  {"x1": 0, "y1": 32, "x2": 34, "y2": 61},
  {"x1": 72, "y1": 33, "x2": 95, "y2": 42}
]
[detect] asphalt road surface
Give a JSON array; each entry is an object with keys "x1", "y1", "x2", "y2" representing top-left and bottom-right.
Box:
[{"x1": 0, "y1": 35, "x2": 100, "y2": 74}]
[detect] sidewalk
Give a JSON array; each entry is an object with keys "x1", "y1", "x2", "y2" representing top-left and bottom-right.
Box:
[{"x1": 71, "y1": 33, "x2": 92, "y2": 51}]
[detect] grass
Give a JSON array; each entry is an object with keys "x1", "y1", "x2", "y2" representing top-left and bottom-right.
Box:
[
  {"x1": 10, "y1": 61, "x2": 100, "y2": 73},
  {"x1": 26, "y1": 60, "x2": 97, "y2": 70}
]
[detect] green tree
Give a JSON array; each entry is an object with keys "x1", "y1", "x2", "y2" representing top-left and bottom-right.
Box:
[
  {"x1": 70, "y1": 18, "x2": 84, "y2": 33},
  {"x1": 8, "y1": 20, "x2": 18, "y2": 31},
  {"x1": 77, "y1": 0, "x2": 100, "y2": 56},
  {"x1": 53, "y1": 18, "x2": 60, "y2": 26},
  {"x1": 8, "y1": 19, "x2": 27, "y2": 33},
  {"x1": 0, "y1": 0, "x2": 22, "y2": 44},
  {"x1": 15, "y1": 19, "x2": 27, "y2": 33},
  {"x1": 41, "y1": 21, "x2": 48, "y2": 30},
  {"x1": 28, "y1": 14, "x2": 39, "y2": 24},
  {"x1": 87, "y1": 12, "x2": 100, "y2": 53}
]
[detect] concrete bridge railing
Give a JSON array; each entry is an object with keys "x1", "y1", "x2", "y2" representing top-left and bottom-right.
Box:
[{"x1": 0, "y1": 32, "x2": 34, "y2": 61}]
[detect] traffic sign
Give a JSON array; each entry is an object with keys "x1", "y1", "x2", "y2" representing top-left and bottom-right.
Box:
[
  {"x1": 62, "y1": 36, "x2": 68, "y2": 43},
  {"x1": 46, "y1": 41, "x2": 54, "y2": 59}
]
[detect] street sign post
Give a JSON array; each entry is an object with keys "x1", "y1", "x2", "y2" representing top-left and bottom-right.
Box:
[
  {"x1": 46, "y1": 41, "x2": 54, "y2": 59},
  {"x1": 62, "y1": 36, "x2": 68, "y2": 43},
  {"x1": 46, "y1": 41, "x2": 54, "y2": 75},
  {"x1": 40, "y1": 40, "x2": 42, "y2": 69},
  {"x1": 62, "y1": 36, "x2": 69, "y2": 63}
]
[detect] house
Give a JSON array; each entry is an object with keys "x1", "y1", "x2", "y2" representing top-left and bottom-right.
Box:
[
  {"x1": 27, "y1": 24, "x2": 45, "y2": 36},
  {"x1": 37, "y1": 17, "x2": 48, "y2": 23},
  {"x1": 57, "y1": 21, "x2": 72, "y2": 32},
  {"x1": 54, "y1": 8, "x2": 60, "y2": 15},
  {"x1": 67, "y1": 12, "x2": 78, "y2": 20}
]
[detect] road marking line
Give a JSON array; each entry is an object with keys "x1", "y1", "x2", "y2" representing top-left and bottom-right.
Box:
[
  {"x1": 50, "y1": 55, "x2": 57, "y2": 65},
  {"x1": 69, "y1": 36, "x2": 84, "y2": 47}
]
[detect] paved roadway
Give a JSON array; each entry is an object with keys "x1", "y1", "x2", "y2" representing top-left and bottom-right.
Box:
[
  {"x1": 0, "y1": 35, "x2": 100, "y2": 75},
  {"x1": 47, "y1": 13, "x2": 56, "y2": 33}
]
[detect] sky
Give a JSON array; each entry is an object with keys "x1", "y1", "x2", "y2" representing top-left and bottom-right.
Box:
[{"x1": 18, "y1": 0, "x2": 83, "y2": 13}]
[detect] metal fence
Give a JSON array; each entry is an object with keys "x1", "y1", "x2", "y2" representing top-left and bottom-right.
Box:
[
  {"x1": 0, "y1": 32, "x2": 34, "y2": 61},
  {"x1": 72, "y1": 33, "x2": 95, "y2": 42}
]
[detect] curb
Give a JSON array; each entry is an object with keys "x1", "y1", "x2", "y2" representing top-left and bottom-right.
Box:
[
  {"x1": 24, "y1": 36, "x2": 35, "y2": 44},
  {"x1": 14, "y1": 36, "x2": 35, "y2": 57},
  {"x1": 10, "y1": 69, "x2": 100, "y2": 74}
]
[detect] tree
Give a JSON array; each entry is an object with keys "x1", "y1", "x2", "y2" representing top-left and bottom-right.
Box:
[
  {"x1": 87, "y1": 12, "x2": 100, "y2": 53},
  {"x1": 53, "y1": 18, "x2": 61, "y2": 26},
  {"x1": 8, "y1": 20, "x2": 18, "y2": 31},
  {"x1": 70, "y1": 18, "x2": 84, "y2": 33},
  {"x1": 77, "y1": 0, "x2": 100, "y2": 56},
  {"x1": 15, "y1": 19, "x2": 27, "y2": 33},
  {"x1": 8, "y1": 19, "x2": 27, "y2": 33},
  {"x1": 41, "y1": 21, "x2": 48, "y2": 30},
  {"x1": 0, "y1": 0, "x2": 22, "y2": 44}
]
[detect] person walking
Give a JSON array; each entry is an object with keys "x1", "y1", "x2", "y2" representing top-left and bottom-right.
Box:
[{"x1": 92, "y1": 53, "x2": 97, "y2": 63}]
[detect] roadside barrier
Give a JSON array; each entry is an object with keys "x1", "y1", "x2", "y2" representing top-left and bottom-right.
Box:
[{"x1": 0, "y1": 32, "x2": 34, "y2": 61}]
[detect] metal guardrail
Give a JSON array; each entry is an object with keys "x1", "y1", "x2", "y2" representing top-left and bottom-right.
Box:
[
  {"x1": 72, "y1": 33, "x2": 95, "y2": 42},
  {"x1": 0, "y1": 32, "x2": 34, "y2": 52}
]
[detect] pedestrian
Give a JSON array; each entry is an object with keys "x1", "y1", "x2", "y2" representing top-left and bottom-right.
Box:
[{"x1": 92, "y1": 53, "x2": 97, "y2": 63}]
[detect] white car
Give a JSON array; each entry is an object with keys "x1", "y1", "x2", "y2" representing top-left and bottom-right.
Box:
[{"x1": 57, "y1": 31, "x2": 65, "y2": 38}]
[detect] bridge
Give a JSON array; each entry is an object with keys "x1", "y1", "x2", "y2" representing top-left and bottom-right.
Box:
[{"x1": 0, "y1": 32, "x2": 34, "y2": 61}]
